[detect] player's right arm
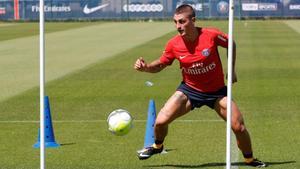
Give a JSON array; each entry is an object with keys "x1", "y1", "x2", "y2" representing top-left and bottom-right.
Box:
[
  {"x1": 134, "y1": 57, "x2": 167, "y2": 73},
  {"x1": 134, "y1": 39, "x2": 174, "y2": 73}
]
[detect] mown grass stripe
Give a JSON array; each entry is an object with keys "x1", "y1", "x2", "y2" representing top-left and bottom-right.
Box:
[
  {"x1": 0, "y1": 22, "x2": 102, "y2": 41},
  {"x1": 283, "y1": 20, "x2": 300, "y2": 34},
  {"x1": 0, "y1": 22, "x2": 173, "y2": 102}
]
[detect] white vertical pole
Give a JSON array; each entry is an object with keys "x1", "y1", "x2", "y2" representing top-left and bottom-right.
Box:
[
  {"x1": 39, "y1": 0, "x2": 45, "y2": 168},
  {"x1": 226, "y1": 0, "x2": 234, "y2": 169}
]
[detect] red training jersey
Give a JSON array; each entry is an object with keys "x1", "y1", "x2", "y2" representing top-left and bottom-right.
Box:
[{"x1": 160, "y1": 27, "x2": 229, "y2": 92}]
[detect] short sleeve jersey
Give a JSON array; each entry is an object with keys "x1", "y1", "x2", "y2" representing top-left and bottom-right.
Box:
[{"x1": 160, "y1": 27, "x2": 229, "y2": 92}]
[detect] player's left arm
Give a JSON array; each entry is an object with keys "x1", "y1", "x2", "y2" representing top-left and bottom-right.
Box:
[
  {"x1": 215, "y1": 31, "x2": 237, "y2": 83},
  {"x1": 230, "y1": 41, "x2": 237, "y2": 83},
  {"x1": 224, "y1": 41, "x2": 237, "y2": 84}
]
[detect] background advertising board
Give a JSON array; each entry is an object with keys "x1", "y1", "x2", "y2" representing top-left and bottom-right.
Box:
[{"x1": 1, "y1": 0, "x2": 300, "y2": 20}]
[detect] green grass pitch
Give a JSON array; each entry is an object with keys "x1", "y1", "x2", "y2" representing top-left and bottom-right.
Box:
[{"x1": 0, "y1": 20, "x2": 299, "y2": 169}]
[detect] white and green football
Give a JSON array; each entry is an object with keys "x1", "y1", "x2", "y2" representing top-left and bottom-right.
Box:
[{"x1": 107, "y1": 109, "x2": 133, "y2": 136}]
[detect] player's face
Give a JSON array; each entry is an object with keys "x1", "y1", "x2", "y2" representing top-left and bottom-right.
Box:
[{"x1": 173, "y1": 13, "x2": 195, "y2": 37}]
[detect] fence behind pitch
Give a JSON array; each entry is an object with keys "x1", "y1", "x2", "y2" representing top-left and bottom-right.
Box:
[{"x1": 0, "y1": 0, "x2": 300, "y2": 21}]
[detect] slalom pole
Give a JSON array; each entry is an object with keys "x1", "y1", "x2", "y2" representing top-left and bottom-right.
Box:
[
  {"x1": 226, "y1": 0, "x2": 235, "y2": 169},
  {"x1": 39, "y1": 0, "x2": 45, "y2": 167}
]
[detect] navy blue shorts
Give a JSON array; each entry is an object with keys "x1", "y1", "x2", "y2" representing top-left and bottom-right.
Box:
[{"x1": 177, "y1": 82, "x2": 227, "y2": 110}]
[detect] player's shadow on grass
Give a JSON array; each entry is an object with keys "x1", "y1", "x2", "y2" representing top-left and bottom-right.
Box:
[{"x1": 144, "y1": 160, "x2": 296, "y2": 168}]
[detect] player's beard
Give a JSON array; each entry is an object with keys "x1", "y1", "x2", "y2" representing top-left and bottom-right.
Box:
[{"x1": 177, "y1": 29, "x2": 185, "y2": 36}]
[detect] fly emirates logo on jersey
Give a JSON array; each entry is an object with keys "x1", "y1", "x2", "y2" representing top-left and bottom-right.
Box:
[{"x1": 182, "y1": 61, "x2": 216, "y2": 75}]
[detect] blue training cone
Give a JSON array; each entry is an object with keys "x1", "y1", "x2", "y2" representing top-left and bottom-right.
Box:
[
  {"x1": 143, "y1": 99, "x2": 156, "y2": 148},
  {"x1": 33, "y1": 96, "x2": 60, "y2": 148}
]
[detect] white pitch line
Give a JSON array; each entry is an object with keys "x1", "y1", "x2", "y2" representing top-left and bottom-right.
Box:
[{"x1": 0, "y1": 119, "x2": 223, "y2": 123}]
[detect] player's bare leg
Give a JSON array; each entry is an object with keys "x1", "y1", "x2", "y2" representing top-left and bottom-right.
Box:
[
  {"x1": 137, "y1": 91, "x2": 191, "y2": 160},
  {"x1": 155, "y1": 91, "x2": 191, "y2": 141},
  {"x1": 215, "y1": 97, "x2": 252, "y2": 153},
  {"x1": 215, "y1": 97, "x2": 267, "y2": 167}
]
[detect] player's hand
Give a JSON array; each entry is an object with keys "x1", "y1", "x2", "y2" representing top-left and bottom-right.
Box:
[
  {"x1": 134, "y1": 57, "x2": 147, "y2": 72},
  {"x1": 226, "y1": 71, "x2": 238, "y2": 84},
  {"x1": 232, "y1": 71, "x2": 237, "y2": 83}
]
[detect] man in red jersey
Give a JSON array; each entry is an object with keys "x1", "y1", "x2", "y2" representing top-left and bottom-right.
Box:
[{"x1": 134, "y1": 4, "x2": 266, "y2": 167}]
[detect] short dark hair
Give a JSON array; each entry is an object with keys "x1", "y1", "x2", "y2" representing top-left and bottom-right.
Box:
[{"x1": 175, "y1": 4, "x2": 196, "y2": 18}]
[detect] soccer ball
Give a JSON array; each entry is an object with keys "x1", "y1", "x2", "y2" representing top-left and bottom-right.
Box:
[{"x1": 107, "y1": 109, "x2": 133, "y2": 136}]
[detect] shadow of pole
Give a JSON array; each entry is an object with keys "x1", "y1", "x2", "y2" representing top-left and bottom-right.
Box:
[
  {"x1": 59, "y1": 142, "x2": 76, "y2": 146},
  {"x1": 143, "y1": 161, "x2": 296, "y2": 168}
]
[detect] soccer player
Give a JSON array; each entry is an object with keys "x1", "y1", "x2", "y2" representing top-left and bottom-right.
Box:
[{"x1": 134, "y1": 4, "x2": 266, "y2": 168}]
